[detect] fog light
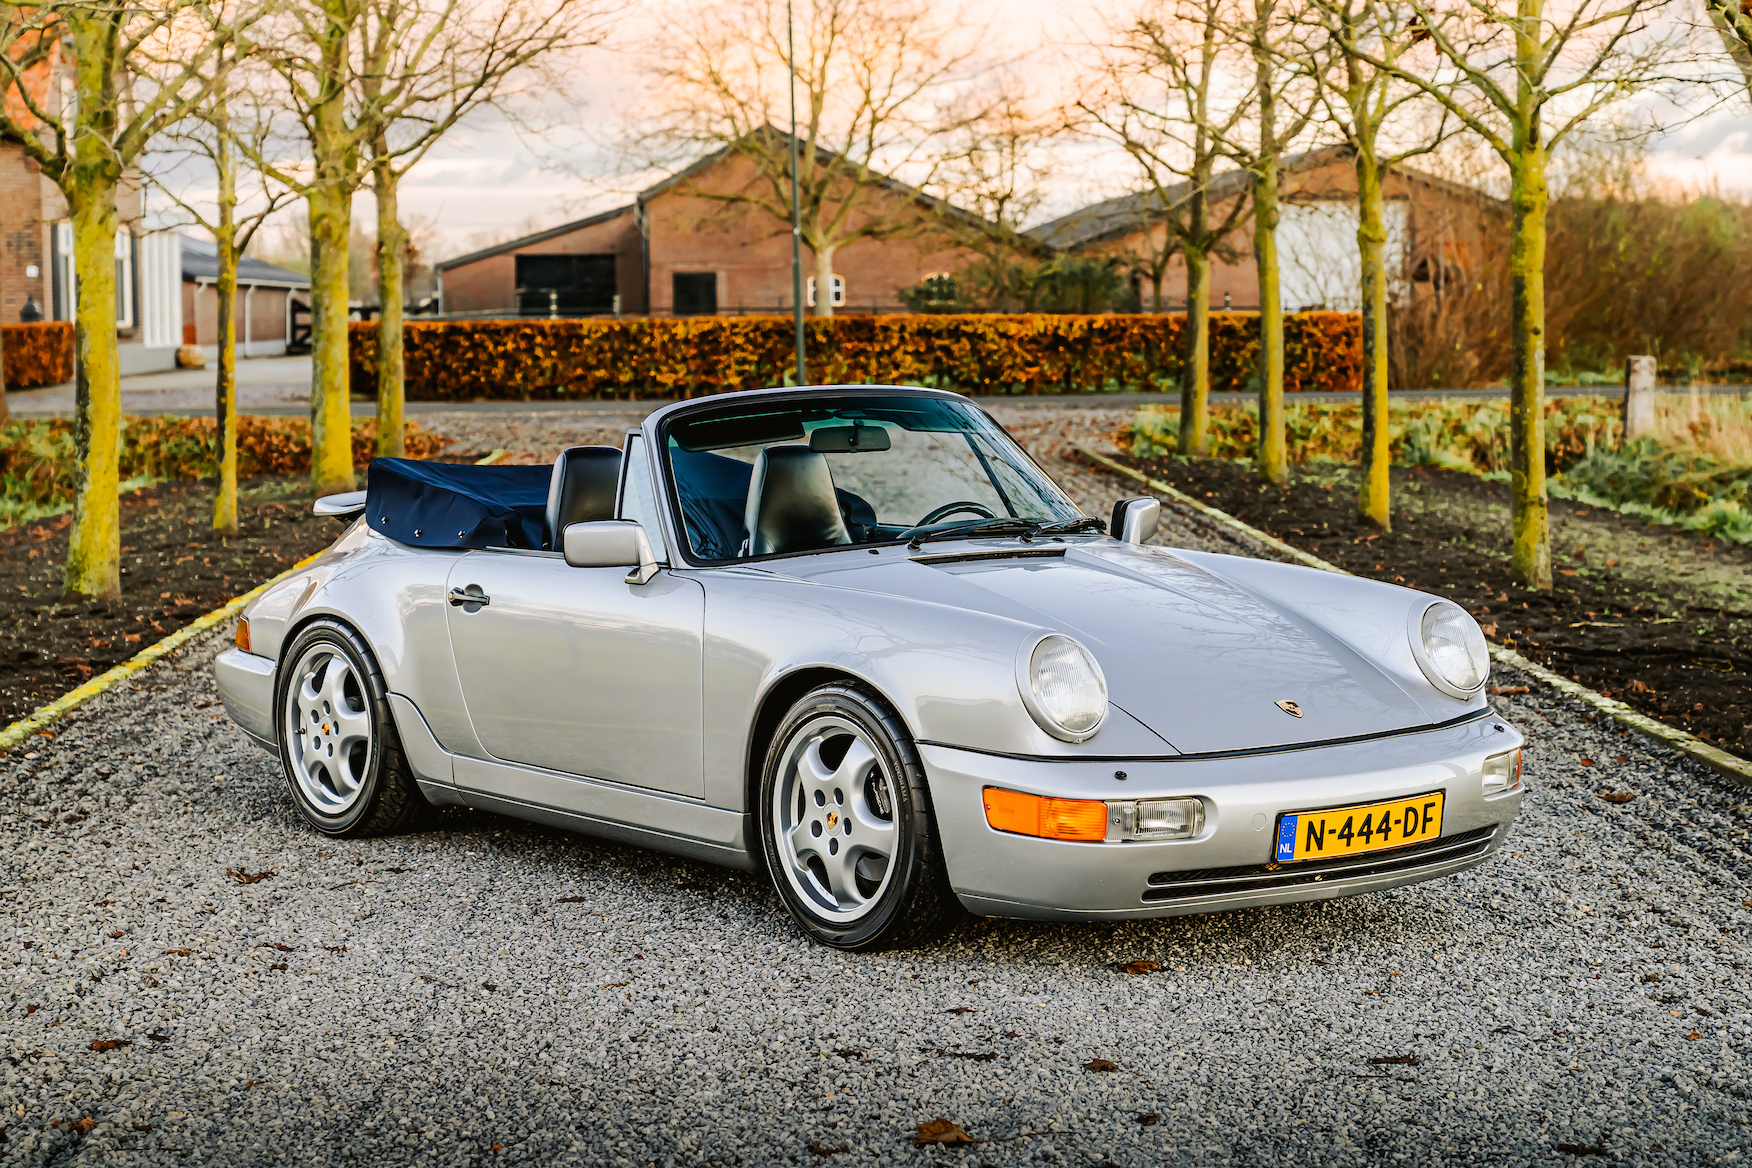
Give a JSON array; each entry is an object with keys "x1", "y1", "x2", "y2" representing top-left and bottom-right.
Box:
[
  {"x1": 235, "y1": 617, "x2": 251, "y2": 653},
  {"x1": 1483, "y1": 748, "x2": 1521, "y2": 796},
  {"x1": 1106, "y1": 797, "x2": 1205, "y2": 842}
]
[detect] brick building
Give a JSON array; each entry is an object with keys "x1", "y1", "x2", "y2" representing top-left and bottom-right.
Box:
[
  {"x1": 437, "y1": 141, "x2": 978, "y2": 317},
  {"x1": 179, "y1": 236, "x2": 308, "y2": 358},
  {"x1": 1029, "y1": 145, "x2": 1502, "y2": 313},
  {"x1": 0, "y1": 143, "x2": 187, "y2": 374}
]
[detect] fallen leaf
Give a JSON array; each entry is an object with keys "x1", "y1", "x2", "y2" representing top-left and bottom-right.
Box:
[
  {"x1": 944, "y1": 1006, "x2": 978, "y2": 1014},
  {"x1": 89, "y1": 1039, "x2": 133, "y2": 1051},
  {"x1": 225, "y1": 867, "x2": 274, "y2": 885},
  {"x1": 266, "y1": 943, "x2": 294, "y2": 952},
  {"x1": 482, "y1": 982, "x2": 499, "y2": 991},
  {"x1": 911, "y1": 1118, "x2": 977, "y2": 1147},
  {"x1": 109, "y1": 931, "x2": 123, "y2": 939},
  {"x1": 1369, "y1": 1054, "x2": 1420, "y2": 1066},
  {"x1": 1600, "y1": 791, "x2": 1636, "y2": 804},
  {"x1": 269, "y1": 962, "x2": 288, "y2": 972},
  {"x1": 937, "y1": 1050, "x2": 998, "y2": 1061},
  {"x1": 1578, "y1": 758, "x2": 1594, "y2": 767},
  {"x1": 1084, "y1": 1058, "x2": 1119, "y2": 1072},
  {"x1": 1614, "y1": 754, "x2": 1629, "y2": 763},
  {"x1": 555, "y1": 896, "x2": 588, "y2": 903},
  {"x1": 321, "y1": 945, "x2": 348, "y2": 953},
  {"x1": 26, "y1": 1004, "x2": 38, "y2": 1014},
  {"x1": 1685, "y1": 1032, "x2": 1703, "y2": 1041},
  {"x1": 72, "y1": 1117, "x2": 94, "y2": 1134},
  {"x1": 1117, "y1": 960, "x2": 1160, "y2": 975},
  {"x1": 1488, "y1": 686, "x2": 1530, "y2": 695},
  {"x1": 162, "y1": 949, "x2": 191, "y2": 956},
  {"x1": 807, "y1": 1141, "x2": 850, "y2": 1156},
  {"x1": 147, "y1": 1032, "x2": 170, "y2": 1043},
  {"x1": 1137, "y1": 1113, "x2": 1160, "y2": 1126},
  {"x1": 834, "y1": 1047, "x2": 863, "y2": 1059}
]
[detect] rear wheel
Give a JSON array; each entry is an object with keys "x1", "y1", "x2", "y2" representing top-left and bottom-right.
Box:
[
  {"x1": 275, "y1": 620, "x2": 425, "y2": 837},
  {"x1": 760, "y1": 683, "x2": 963, "y2": 950}
]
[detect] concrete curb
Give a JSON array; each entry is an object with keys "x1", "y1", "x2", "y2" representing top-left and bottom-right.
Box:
[
  {"x1": 0, "y1": 551, "x2": 324, "y2": 756},
  {"x1": 1076, "y1": 447, "x2": 1752, "y2": 787}
]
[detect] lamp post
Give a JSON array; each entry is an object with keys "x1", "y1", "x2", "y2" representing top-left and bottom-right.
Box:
[{"x1": 787, "y1": 0, "x2": 806, "y2": 385}]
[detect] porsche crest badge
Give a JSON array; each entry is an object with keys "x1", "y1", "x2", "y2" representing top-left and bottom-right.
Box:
[{"x1": 1275, "y1": 699, "x2": 1304, "y2": 718}]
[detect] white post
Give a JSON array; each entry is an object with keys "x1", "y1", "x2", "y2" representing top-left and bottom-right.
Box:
[
  {"x1": 243, "y1": 286, "x2": 255, "y2": 359},
  {"x1": 1623, "y1": 355, "x2": 1656, "y2": 444}
]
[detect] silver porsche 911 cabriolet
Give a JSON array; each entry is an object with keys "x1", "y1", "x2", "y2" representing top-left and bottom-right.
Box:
[{"x1": 215, "y1": 385, "x2": 1524, "y2": 950}]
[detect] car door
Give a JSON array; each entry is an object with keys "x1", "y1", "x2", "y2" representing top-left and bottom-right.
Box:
[
  {"x1": 442, "y1": 440, "x2": 704, "y2": 799},
  {"x1": 444, "y1": 550, "x2": 705, "y2": 797}
]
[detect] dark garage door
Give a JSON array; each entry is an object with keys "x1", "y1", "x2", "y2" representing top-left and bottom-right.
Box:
[{"x1": 516, "y1": 254, "x2": 617, "y2": 315}]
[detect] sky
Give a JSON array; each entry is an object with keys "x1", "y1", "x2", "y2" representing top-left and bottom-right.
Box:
[{"x1": 244, "y1": 0, "x2": 1752, "y2": 264}]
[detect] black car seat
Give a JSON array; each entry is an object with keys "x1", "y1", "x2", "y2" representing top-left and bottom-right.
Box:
[
  {"x1": 544, "y1": 446, "x2": 623, "y2": 549},
  {"x1": 742, "y1": 445, "x2": 852, "y2": 556}
]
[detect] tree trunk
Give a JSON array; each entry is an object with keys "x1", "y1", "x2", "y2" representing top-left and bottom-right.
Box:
[
  {"x1": 1180, "y1": 245, "x2": 1212, "y2": 457},
  {"x1": 213, "y1": 129, "x2": 240, "y2": 539},
  {"x1": 63, "y1": 186, "x2": 123, "y2": 599},
  {"x1": 0, "y1": 310, "x2": 9, "y2": 425},
  {"x1": 1355, "y1": 154, "x2": 1390, "y2": 531},
  {"x1": 373, "y1": 155, "x2": 407, "y2": 459},
  {"x1": 214, "y1": 247, "x2": 240, "y2": 539},
  {"x1": 812, "y1": 243, "x2": 835, "y2": 319},
  {"x1": 1508, "y1": 143, "x2": 1551, "y2": 589},
  {"x1": 307, "y1": 181, "x2": 355, "y2": 497},
  {"x1": 1252, "y1": 159, "x2": 1286, "y2": 486}
]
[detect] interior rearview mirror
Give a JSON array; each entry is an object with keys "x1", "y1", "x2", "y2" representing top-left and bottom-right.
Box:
[
  {"x1": 808, "y1": 424, "x2": 891, "y2": 453},
  {"x1": 1110, "y1": 496, "x2": 1160, "y2": 545},
  {"x1": 563, "y1": 520, "x2": 660, "y2": 584}
]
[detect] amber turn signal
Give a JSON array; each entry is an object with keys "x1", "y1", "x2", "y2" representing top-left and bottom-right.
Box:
[
  {"x1": 982, "y1": 787, "x2": 1107, "y2": 842},
  {"x1": 235, "y1": 617, "x2": 251, "y2": 653}
]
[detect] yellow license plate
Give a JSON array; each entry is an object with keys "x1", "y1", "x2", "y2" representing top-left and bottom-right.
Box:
[{"x1": 1274, "y1": 792, "x2": 1445, "y2": 863}]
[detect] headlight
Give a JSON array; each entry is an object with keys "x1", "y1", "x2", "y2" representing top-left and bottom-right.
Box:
[
  {"x1": 1482, "y1": 748, "x2": 1522, "y2": 796},
  {"x1": 1409, "y1": 600, "x2": 1488, "y2": 698},
  {"x1": 1017, "y1": 634, "x2": 1108, "y2": 741}
]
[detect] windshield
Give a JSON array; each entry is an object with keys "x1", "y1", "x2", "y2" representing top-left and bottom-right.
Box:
[{"x1": 660, "y1": 394, "x2": 1083, "y2": 563}]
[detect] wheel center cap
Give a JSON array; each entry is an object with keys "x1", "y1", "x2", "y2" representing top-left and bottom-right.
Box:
[{"x1": 825, "y1": 810, "x2": 839, "y2": 830}]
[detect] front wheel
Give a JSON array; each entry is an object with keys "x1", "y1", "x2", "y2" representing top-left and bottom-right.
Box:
[
  {"x1": 760, "y1": 684, "x2": 964, "y2": 950},
  {"x1": 275, "y1": 620, "x2": 426, "y2": 837}
]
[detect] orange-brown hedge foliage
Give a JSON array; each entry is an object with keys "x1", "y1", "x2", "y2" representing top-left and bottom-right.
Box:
[
  {"x1": 349, "y1": 312, "x2": 1362, "y2": 401},
  {"x1": 3, "y1": 321, "x2": 74, "y2": 389}
]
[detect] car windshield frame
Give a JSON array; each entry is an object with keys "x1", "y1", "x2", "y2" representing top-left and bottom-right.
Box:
[{"x1": 651, "y1": 388, "x2": 1086, "y2": 568}]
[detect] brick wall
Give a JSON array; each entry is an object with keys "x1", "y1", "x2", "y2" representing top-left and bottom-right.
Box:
[{"x1": 440, "y1": 207, "x2": 643, "y2": 314}]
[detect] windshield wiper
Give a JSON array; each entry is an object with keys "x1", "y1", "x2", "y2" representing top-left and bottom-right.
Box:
[
  {"x1": 1035, "y1": 517, "x2": 1108, "y2": 536},
  {"x1": 903, "y1": 518, "x2": 1043, "y2": 550}
]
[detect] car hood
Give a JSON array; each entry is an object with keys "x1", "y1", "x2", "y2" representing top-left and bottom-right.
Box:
[{"x1": 778, "y1": 542, "x2": 1439, "y2": 755}]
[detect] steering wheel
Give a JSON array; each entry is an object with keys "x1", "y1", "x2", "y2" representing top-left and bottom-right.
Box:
[{"x1": 915, "y1": 501, "x2": 996, "y2": 526}]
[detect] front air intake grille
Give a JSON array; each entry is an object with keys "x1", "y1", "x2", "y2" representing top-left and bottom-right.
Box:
[{"x1": 1141, "y1": 825, "x2": 1499, "y2": 902}]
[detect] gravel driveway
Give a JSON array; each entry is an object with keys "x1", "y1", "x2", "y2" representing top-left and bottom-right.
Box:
[{"x1": 3, "y1": 426, "x2": 1750, "y2": 1167}]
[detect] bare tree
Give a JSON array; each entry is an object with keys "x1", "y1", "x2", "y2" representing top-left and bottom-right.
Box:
[
  {"x1": 0, "y1": 1, "x2": 260, "y2": 598},
  {"x1": 634, "y1": 0, "x2": 981, "y2": 318},
  {"x1": 917, "y1": 83, "x2": 1055, "y2": 310},
  {"x1": 1219, "y1": 0, "x2": 1321, "y2": 487},
  {"x1": 1337, "y1": 0, "x2": 1684, "y2": 589},
  {"x1": 147, "y1": 51, "x2": 300, "y2": 538},
  {"x1": 359, "y1": 0, "x2": 613, "y2": 458},
  {"x1": 1304, "y1": 0, "x2": 1453, "y2": 530},
  {"x1": 1073, "y1": 0, "x2": 1255, "y2": 457}
]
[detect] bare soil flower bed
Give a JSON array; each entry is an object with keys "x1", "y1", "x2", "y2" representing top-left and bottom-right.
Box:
[
  {"x1": 0, "y1": 477, "x2": 338, "y2": 724},
  {"x1": 1107, "y1": 453, "x2": 1752, "y2": 760}
]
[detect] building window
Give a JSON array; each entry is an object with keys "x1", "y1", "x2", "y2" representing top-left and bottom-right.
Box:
[
  {"x1": 115, "y1": 230, "x2": 134, "y2": 329},
  {"x1": 672, "y1": 272, "x2": 718, "y2": 316},
  {"x1": 806, "y1": 274, "x2": 845, "y2": 308}
]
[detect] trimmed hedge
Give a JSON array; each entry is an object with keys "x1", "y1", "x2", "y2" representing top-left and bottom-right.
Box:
[
  {"x1": 4, "y1": 322, "x2": 75, "y2": 389},
  {"x1": 348, "y1": 312, "x2": 1362, "y2": 401}
]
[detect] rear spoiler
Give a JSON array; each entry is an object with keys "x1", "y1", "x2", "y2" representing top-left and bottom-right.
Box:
[{"x1": 313, "y1": 490, "x2": 367, "y2": 519}]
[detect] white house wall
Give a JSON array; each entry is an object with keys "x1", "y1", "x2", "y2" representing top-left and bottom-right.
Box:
[{"x1": 1277, "y1": 200, "x2": 1408, "y2": 313}]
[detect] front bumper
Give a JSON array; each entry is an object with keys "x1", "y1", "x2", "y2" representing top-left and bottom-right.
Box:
[
  {"x1": 924, "y1": 713, "x2": 1524, "y2": 921},
  {"x1": 215, "y1": 648, "x2": 277, "y2": 752}
]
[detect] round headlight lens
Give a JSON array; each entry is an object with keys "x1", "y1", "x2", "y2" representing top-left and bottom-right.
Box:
[
  {"x1": 1027, "y1": 635, "x2": 1108, "y2": 739},
  {"x1": 1419, "y1": 601, "x2": 1488, "y2": 694}
]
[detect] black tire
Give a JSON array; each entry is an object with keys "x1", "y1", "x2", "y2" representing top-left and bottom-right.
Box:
[
  {"x1": 759, "y1": 683, "x2": 965, "y2": 951},
  {"x1": 274, "y1": 619, "x2": 427, "y2": 837}
]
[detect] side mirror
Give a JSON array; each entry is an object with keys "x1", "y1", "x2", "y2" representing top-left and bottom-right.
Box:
[
  {"x1": 1109, "y1": 496, "x2": 1160, "y2": 545},
  {"x1": 562, "y1": 520, "x2": 660, "y2": 584}
]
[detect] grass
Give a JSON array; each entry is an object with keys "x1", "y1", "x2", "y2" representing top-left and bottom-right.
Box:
[{"x1": 1123, "y1": 392, "x2": 1752, "y2": 544}]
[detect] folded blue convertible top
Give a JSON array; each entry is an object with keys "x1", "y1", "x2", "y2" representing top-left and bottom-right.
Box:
[{"x1": 366, "y1": 458, "x2": 550, "y2": 550}]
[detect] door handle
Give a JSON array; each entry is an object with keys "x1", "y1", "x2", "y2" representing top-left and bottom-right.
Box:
[{"x1": 448, "y1": 586, "x2": 490, "y2": 608}]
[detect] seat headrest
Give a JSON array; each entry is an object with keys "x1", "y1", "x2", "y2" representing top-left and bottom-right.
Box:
[
  {"x1": 545, "y1": 446, "x2": 622, "y2": 549},
  {"x1": 743, "y1": 445, "x2": 851, "y2": 557}
]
